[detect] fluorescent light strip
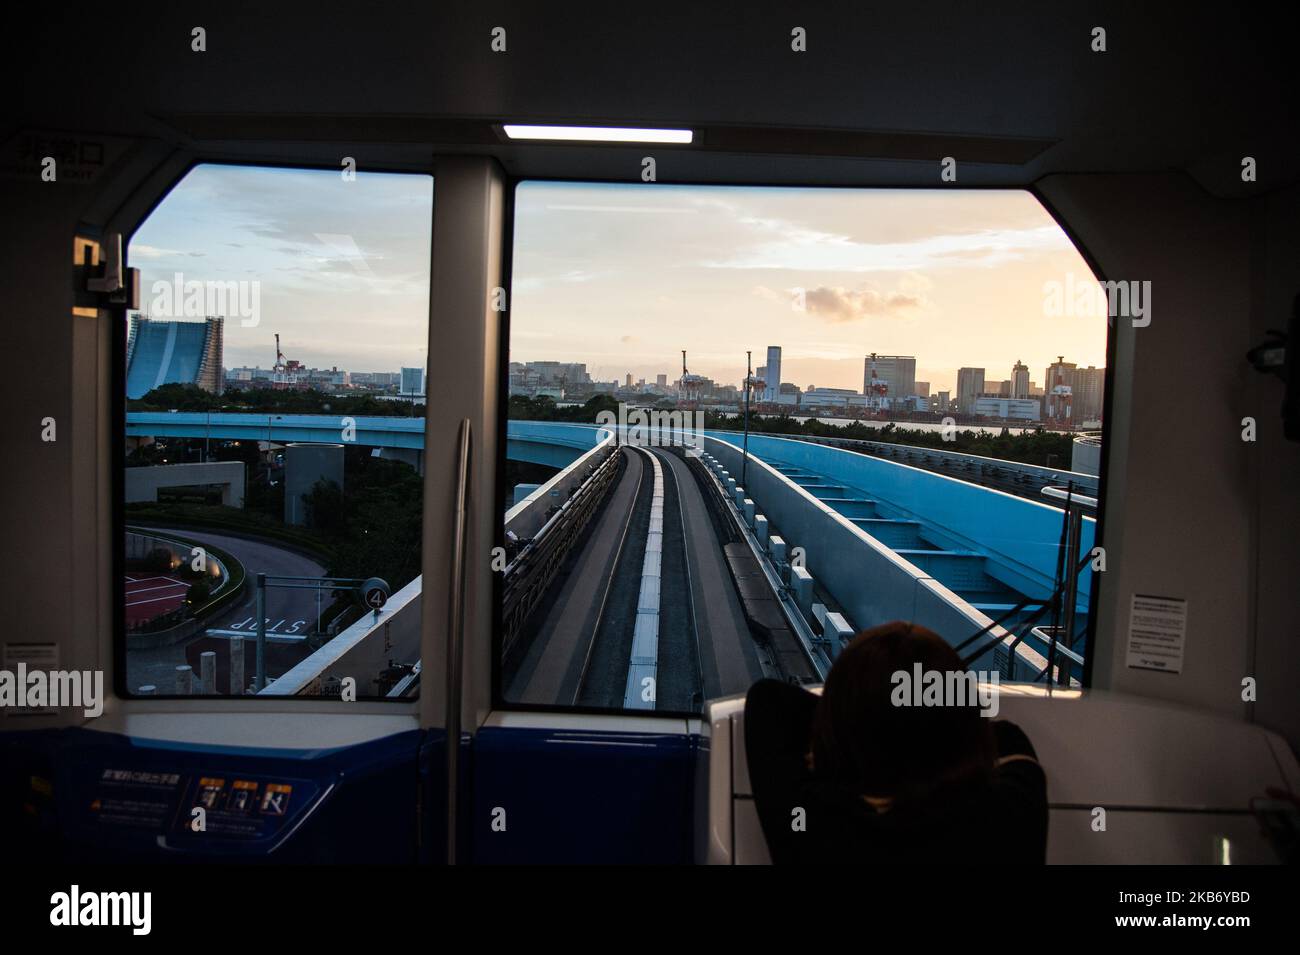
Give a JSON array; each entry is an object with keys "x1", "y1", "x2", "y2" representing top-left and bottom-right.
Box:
[{"x1": 502, "y1": 124, "x2": 693, "y2": 144}]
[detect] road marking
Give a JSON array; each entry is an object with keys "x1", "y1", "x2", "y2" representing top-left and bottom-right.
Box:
[
  {"x1": 125, "y1": 582, "x2": 189, "y2": 596},
  {"x1": 126, "y1": 593, "x2": 188, "y2": 608},
  {"x1": 205, "y1": 628, "x2": 306, "y2": 643}
]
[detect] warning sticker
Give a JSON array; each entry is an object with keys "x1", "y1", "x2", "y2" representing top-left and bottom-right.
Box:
[
  {"x1": 1126, "y1": 594, "x2": 1187, "y2": 674},
  {"x1": 2, "y1": 642, "x2": 59, "y2": 715}
]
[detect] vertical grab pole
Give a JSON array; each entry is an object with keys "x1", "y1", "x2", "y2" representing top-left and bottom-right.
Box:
[
  {"x1": 1061, "y1": 506, "x2": 1082, "y2": 685},
  {"x1": 446, "y1": 419, "x2": 472, "y2": 865}
]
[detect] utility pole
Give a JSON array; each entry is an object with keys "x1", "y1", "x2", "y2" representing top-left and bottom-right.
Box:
[{"x1": 742, "y1": 350, "x2": 751, "y2": 487}]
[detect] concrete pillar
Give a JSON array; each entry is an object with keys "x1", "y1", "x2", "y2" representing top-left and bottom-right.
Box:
[
  {"x1": 743, "y1": 498, "x2": 755, "y2": 525},
  {"x1": 734, "y1": 485, "x2": 745, "y2": 506},
  {"x1": 230, "y1": 636, "x2": 244, "y2": 696},
  {"x1": 791, "y1": 566, "x2": 814, "y2": 617},
  {"x1": 754, "y1": 514, "x2": 768, "y2": 546},
  {"x1": 726, "y1": 477, "x2": 736, "y2": 498},
  {"x1": 513, "y1": 483, "x2": 541, "y2": 506},
  {"x1": 200, "y1": 651, "x2": 216, "y2": 695},
  {"x1": 811, "y1": 602, "x2": 828, "y2": 631},
  {"x1": 174, "y1": 665, "x2": 193, "y2": 695},
  {"x1": 823, "y1": 612, "x2": 854, "y2": 660},
  {"x1": 769, "y1": 536, "x2": 787, "y2": 562}
]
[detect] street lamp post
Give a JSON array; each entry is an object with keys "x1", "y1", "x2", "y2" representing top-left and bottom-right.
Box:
[{"x1": 742, "y1": 350, "x2": 751, "y2": 488}]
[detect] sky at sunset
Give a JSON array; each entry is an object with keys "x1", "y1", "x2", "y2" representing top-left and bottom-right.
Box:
[
  {"x1": 512, "y1": 181, "x2": 1107, "y2": 395},
  {"x1": 128, "y1": 167, "x2": 1107, "y2": 395}
]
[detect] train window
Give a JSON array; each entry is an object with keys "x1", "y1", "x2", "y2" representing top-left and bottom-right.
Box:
[
  {"x1": 120, "y1": 164, "x2": 433, "y2": 699},
  {"x1": 501, "y1": 181, "x2": 1108, "y2": 715}
]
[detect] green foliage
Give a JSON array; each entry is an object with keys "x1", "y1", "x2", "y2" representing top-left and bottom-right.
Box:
[
  {"x1": 143, "y1": 547, "x2": 173, "y2": 572},
  {"x1": 128, "y1": 383, "x2": 422, "y2": 417},
  {"x1": 508, "y1": 393, "x2": 619, "y2": 424},
  {"x1": 307, "y1": 456, "x2": 424, "y2": 593},
  {"x1": 186, "y1": 579, "x2": 212, "y2": 606},
  {"x1": 124, "y1": 503, "x2": 334, "y2": 561},
  {"x1": 303, "y1": 478, "x2": 347, "y2": 536}
]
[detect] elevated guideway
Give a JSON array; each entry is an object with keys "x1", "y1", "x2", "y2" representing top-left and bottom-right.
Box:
[
  {"x1": 137, "y1": 414, "x2": 1092, "y2": 691},
  {"x1": 715, "y1": 428, "x2": 1100, "y2": 505},
  {"x1": 127, "y1": 411, "x2": 426, "y2": 448},
  {"x1": 494, "y1": 422, "x2": 1093, "y2": 681}
]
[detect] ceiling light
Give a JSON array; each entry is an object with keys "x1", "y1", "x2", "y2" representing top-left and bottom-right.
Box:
[{"x1": 501, "y1": 124, "x2": 693, "y2": 144}]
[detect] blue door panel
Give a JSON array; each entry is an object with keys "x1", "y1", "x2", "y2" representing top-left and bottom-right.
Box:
[{"x1": 469, "y1": 726, "x2": 697, "y2": 864}]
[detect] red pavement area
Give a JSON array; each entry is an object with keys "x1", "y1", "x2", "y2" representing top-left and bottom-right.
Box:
[{"x1": 124, "y1": 575, "x2": 190, "y2": 624}]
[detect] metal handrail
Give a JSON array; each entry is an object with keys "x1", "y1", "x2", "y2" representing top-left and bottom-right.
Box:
[
  {"x1": 1041, "y1": 484, "x2": 1099, "y2": 510},
  {"x1": 500, "y1": 446, "x2": 620, "y2": 659}
]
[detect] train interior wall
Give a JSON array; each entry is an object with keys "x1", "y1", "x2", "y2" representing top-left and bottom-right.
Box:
[{"x1": 6, "y1": 159, "x2": 1299, "y2": 745}]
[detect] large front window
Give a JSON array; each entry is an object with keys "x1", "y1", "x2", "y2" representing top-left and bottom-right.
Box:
[{"x1": 499, "y1": 181, "x2": 1108, "y2": 714}]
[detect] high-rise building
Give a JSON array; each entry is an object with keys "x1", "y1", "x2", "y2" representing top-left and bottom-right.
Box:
[
  {"x1": 914, "y1": 381, "x2": 931, "y2": 398},
  {"x1": 936, "y1": 390, "x2": 951, "y2": 413},
  {"x1": 1012, "y1": 360, "x2": 1030, "y2": 398},
  {"x1": 764, "y1": 346, "x2": 782, "y2": 401},
  {"x1": 656, "y1": 373, "x2": 668, "y2": 388},
  {"x1": 400, "y1": 366, "x2": 425, "y2": 395},
  {"x1": 956, "y1": 367, "x2": 985, "y2": 415},
  {"x1": 125, "y1": 315, "x2": 224, "y2": 399},
  {"x1": 525, "y1": 361, "x2": 590, "y2": 387},
  {"x1": 1074, "y1": 366, "x2": 1106, "y2": 423},
  {"x1": 864, "y1": 355, "x2": 916, "y2": 405}
]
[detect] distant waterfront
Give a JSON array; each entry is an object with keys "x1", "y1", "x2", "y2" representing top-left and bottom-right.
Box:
[{"x1": 788, "y1": 416, "x2": 1037, "y2": 436}]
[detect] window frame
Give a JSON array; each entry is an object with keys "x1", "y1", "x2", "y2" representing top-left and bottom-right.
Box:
[
  {"x1": 490, "y1": 175, "x2": 1116, "y2": 717},
  {"x1": 112, "y1": 158, "x2": 436, "y2": 704}
]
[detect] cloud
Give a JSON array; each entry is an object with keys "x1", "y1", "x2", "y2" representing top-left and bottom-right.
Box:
[
  {"x1": 802, "y1": 284, "x2": 927, "y2": 323},
  {"x1": 313, "y1": 233, "x2": 374, "y2": 276},
  {"x1": 132, "y1": 244, "x2": 204, "y2": 259},
  {"x1": 706, "y1": 224, "x2": 1072, "y2": 273}
]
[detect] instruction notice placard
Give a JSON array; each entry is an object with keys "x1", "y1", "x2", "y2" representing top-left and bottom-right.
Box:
[
  {"x1": 1126, "y1": 594, "x2": 1187, "y2": 673},
  {"x1": 2, "y1": 642, "x2": 59, "y2": 715}
]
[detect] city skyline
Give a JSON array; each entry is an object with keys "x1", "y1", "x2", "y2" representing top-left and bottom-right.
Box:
[
  {"x1": 128, "y1": 164, "x2": 433, "y2": 372},
  {"x1": 511, "y1": 182, "x2": 1107, "y2": 394},
  {"x1": 127, "y1": 168, "x2": 1108, "y2": 394}
]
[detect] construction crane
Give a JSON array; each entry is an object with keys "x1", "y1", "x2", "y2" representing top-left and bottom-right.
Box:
[
  {"x1": 678, "y1": 349, "x2": 706, "y2": 409},
  {"x1": 271, "y1": 333, "x2": 301, "y2": 389}
]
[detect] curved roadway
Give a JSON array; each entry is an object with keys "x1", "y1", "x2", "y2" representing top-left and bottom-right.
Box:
[{"x1": 125, "y1": 526, "x2": 326, "y2": 691}]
